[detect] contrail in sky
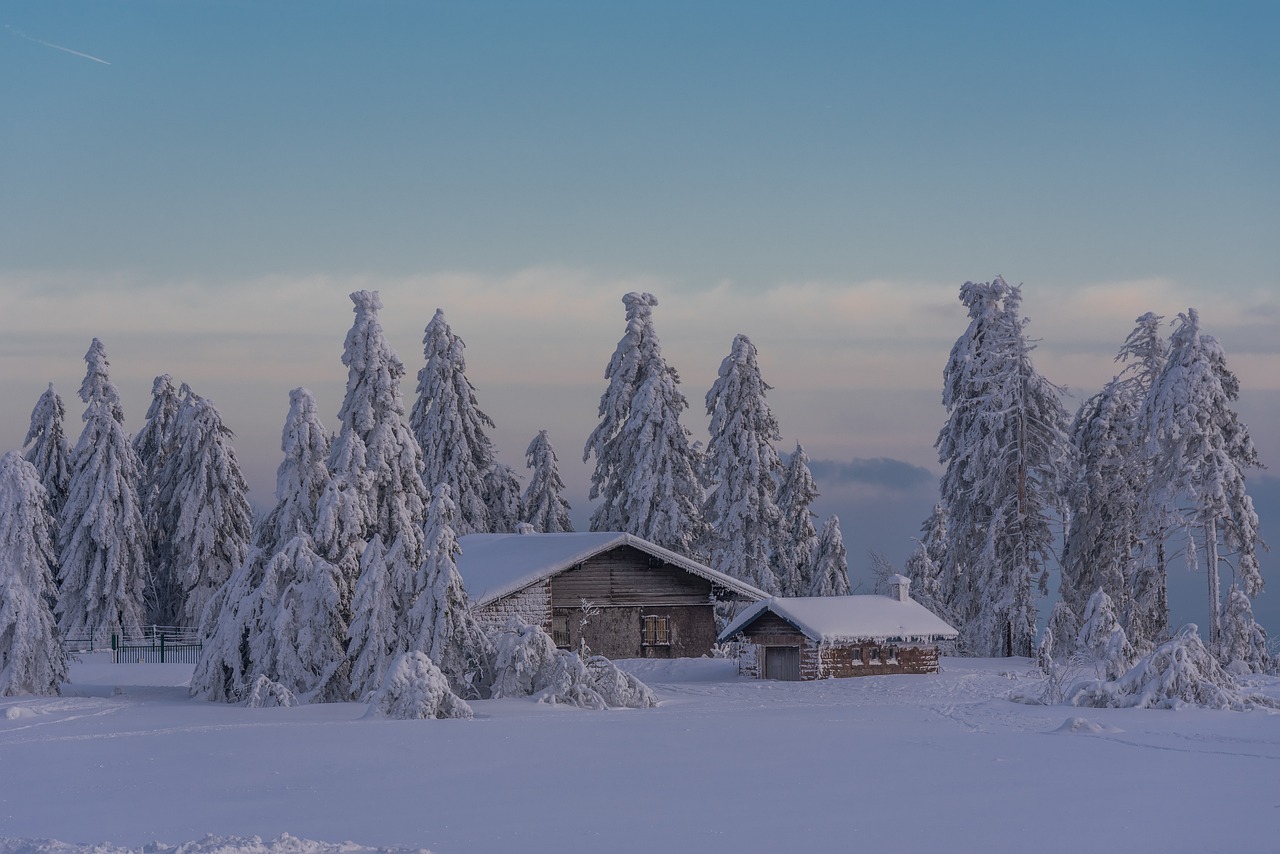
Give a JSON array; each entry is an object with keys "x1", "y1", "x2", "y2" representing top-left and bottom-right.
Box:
[{"x1": 5, "y1": 24, "x2": 111, "y2": 65}]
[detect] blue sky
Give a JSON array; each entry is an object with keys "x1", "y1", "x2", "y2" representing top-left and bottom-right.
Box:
[{"x1": 2, "y1": 1, "x2": 1277, "y2": 633}]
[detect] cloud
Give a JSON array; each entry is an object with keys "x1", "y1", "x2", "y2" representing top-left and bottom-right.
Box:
[{"x1": 806, "y1": 456, "x2": 935, "y2": 492}]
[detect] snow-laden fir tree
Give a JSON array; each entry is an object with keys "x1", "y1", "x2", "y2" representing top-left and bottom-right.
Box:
[
  {"x1": 1142, "y1": 308, "x2": 1263, "y2": 648},
  {"x1": 333, "y1": 290, "x2": 429, "y2": 567},
  {"x1": 484, "y1": 462, "x2": 525, "y2": 534},
  {"x1": 0, "y1": 452, "x2": 68, "y2": 697},
  {"x1": 22, "y1": 383, "x2": 72, "y2": 521},
  {"x1": 365, "y1": 651, "x2": 473, "y2": 720},
  {"x1": 132, "y1": 375, "x2": 184, "y2": 624},
  {"x1": 270, "y1": 532, "x2": 350, "y2": 702},
  {"x1": 774, "y1": 444, "x2": 819, "y2": 596},
  {"x1": 703, "y1": 334, "x2": 784, "y2": 593},
  {"x1": 150, "y1": 387, "x2": 254, "y2": 628},
  {"x1": 1217, "y1": 584, "x2": 1271, "y2": 675},
  {"x1": 934, "y1": 280, "x2": 1070, "y2": 657},
  {"x1": 191, "y1": 547, "x2": 272, "y2": 702},
  {"x1": 1076, "y1": 588, "x2": 1136, "y2": 681},
  {"x1": 256, "y1": 388, "x2": 332, "y2": 556},
  {"x1": 1036, "y1": 600, "x2": 1081, "y2": 673},
  {"x1": 315, "y1": 426, "x2": 374, "y2": 605},
  {"x1": 807, "y1": 516, "x2": 851, "y2": 597},
  {"x1": 411, "y1": 308, "x2": 497, "y2": 536},
  {"x1": 346, "y1": 534, "x2": 399, "y2": 698},
  {"x1": 406, "y1": 484, "x2": 492, "y2": 696},
  {"x1": 57, "y1": 339, "x2": 147, "y2": 640},
  {"x1": 583, "y1": 292, "x2": 706, "y2": 553},
  {"x1": 522, "y1": 430, "x2": 574, "y2": 533},
  {"x1": 903, "y1": 503, "x2": 953, "y2": 624}
]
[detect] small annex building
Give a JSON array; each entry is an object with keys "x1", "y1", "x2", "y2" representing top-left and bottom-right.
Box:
[
  {"x1": 717, "y1": 576, "x2": 959, "y2": 681},
  {"x1": 456, "y1": 531, "x2": 767, "y2": 660}
]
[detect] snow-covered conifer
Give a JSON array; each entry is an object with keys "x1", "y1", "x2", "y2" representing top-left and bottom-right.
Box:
[
  {"x1": 256, "y1": 388, "x2": 332, "y2": 555},
  {"x1": 1076, "y1": 588, "x2": 1136, "y2": 681},
  {"x1": 407, "y1": 484, "x2": 492, "y2": 696},
  {"x1": 58, "y1": 339, "x2": 147, "y2": 640},
  {"x1": 934, "y1": 280, "x2": 1070, "y2": 657},
  {"x1": 151, "y1": 388, "x2": 253, "y2": 628},
  {"x1": 904, "y1": 503, "x2": 951, "y2": 622},
  {"x1": 490, "y1": 619, "x2": 560, "y2": 699},
  {"x1": 244, "y1": 675, "x2": 298, "y2": 709},
  {"x1": 132, "y1": 375, "x2": 184, "y2": 622},
  {"x1": 1142, "y1": 308, "x2": 1263, "y2": 647},
  {"x1": 522, "y1": 431, "x2": 573, "y2": 533},
  {"x1": 703, "y1": 334, "x2": 783, "y2": 593},
  {"x1": 774, "y1": 444, "x2": 819, "y2": 596},
  {"x1": 315, "y1": 429, "x2": 373, "y2": 602},
  {"x1": 0, "y1": 452, "x2": 67, "y2": 696},
  {"x1": 1216, "y1": 585, "x2": 1271, "y2": 675},
  {"x1": 271, "y1": 532, "x2": 350, "y2": 702},
  {"x1": 483, "y1": 463, "x2": 524, "y2": 534},
  {"x1": 807, "y1": 516, "x2": 850, "y2": 597},
  {"x1": 347, "y1": 535, "x2": 398, "y2": 698},
  {"x1": 22, "y1": 384, "x2": 72, "y2": 521},
  {"x1": 1037, "y1": 600, "x2": 1080, "y2": 671},
  {"x1": 191, "y1": 548, "x2": 271, "y2": 702},
  {"x1": 583, "y1": 292, "x2": 706, "y2": 553},
  {"x1": 410, "y1": 308, "x2": 496, "y2": 536},
  {"x1": 365, "y1": 651, "x2": 473, "y2": 720}
]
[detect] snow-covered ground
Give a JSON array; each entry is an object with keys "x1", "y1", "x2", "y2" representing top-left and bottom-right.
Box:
[{"x1": 2, "y1": 654, "x2": 1278, "y2": 854}]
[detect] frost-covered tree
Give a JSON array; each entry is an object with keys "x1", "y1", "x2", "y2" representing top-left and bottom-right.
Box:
[
  {"x1": 256, "y1": 388, "x2": 332, "y2": 556},
  {"x1": 807, "y1": 516, "x2": 850, "y2": 597},
  {"x1": 934, "y1": 280, "x2": 1070, "y2": 657},
  {"x1": 58, "y1": 339, "x2": 147, "y2": 640},
  {"x1": 333, "y1": 290, "x2": 429, "y2": 564},
  {"x1": 1143, "y1": 308, "x2": 1263, "y2": 648},
  {"x1": 406, "y1": 484, "x2": 492, "y2": 696},
  {"x1": 132, "y1": 375, "x2": 183, "y2": 620},
  {"x1": 484, "y1": 463, "x2": 525, "y2": 534},
  {"x1": 1036, "y1": 600, "x2": 1080, "y2": 673},
  {"x1": 703, "y1": 334, "x2": 783, "y2": 593},
  {"x1": 1216, "y1": 584, "x2": 1271, "y2": 675},
  {"x1": 903, "y1": 503, "x2": 951, "y2": 622},
  {"x1": 522, "y1": 430, "x2": 573, "y2": 533},
  {"x1": 22, "y1": 383, "x2": 72, "y2": 521},
  {"x1": 152, "y1": 388, "x2": 254, "y2": 628},
  {"x1": 191, "y1": 547, "x2": 272, "y2": 703},
  {"x1": 315, "y1": 428, "x2": 374, "y2": 604},
  {"x1": 270, "y1": 532, "x2": 350, "y2": 702},
  {"x1": 583, "y1": 292, "x2": 706, "y2": 553},
  {"x1": 488, "y1": 620, "x2": 656, "y2": 709},
  {"x1": 1076, "y1": 588, "x2": 1136, "y2": 681},
  {"x1": 0, "y1": 452, "x2": 67, "y2": 697},
  {"x1": 347, "y1": 534, "x2": 398, "y2": 698},
  {"x1": 411, "y1": 308, "x2": 496, "y2": 536},
  {"x1": 365, "y1": 651, "x2": 473, "y2": 720},
  {"x1": 774, "y1": 444, "x2": 819, "y2": 597}
]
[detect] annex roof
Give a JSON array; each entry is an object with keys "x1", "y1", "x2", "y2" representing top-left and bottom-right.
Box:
[
  {"x1": 455, "y1": 532, "x2": 768, "y2": 607},
  {"x1": 718, "y1": 595, "x2": 959, "y2": 644}
]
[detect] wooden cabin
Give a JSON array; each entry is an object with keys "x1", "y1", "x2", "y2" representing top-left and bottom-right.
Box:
[
  {"x1": 456, "y1": 531, "x2": 766, "y2": 659},
  {"x1": 718, "y1": 576, "x2": 958, "y2": 680}
]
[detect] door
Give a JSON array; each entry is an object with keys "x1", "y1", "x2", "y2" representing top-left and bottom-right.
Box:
[{"x1": 764, "y1": 645, "x2": 801, "y2": 681}]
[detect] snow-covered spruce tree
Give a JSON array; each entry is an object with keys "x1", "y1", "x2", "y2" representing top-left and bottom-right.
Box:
[
  {"x1": 22, "y1": 383, "x2": 72, "y2": 521},
  {"x1": 0, "y1": 452, "x2": 68, "y2": 697},
  {"x1": 1037, "y1": 600, "x2": 1080, "y2": 670},
  {"x1": 347, "y1": 534, "x2": 399, "y2": 698},
  {"x1": 132, "y1": 375, "x2": 184, "y2": 624},
  {"x1": 1142, "y1": 308, "x2": 1264, "y2": 649},
  {"x1": 1217, "y1": 584, "x2": 1271, "y2": 675},
  {"x1": 522, "y1": 430, "x2": 574, "y2": 533},
  {"x1": 484, "y1": 462, "x2": 525, "y2": 534},
  {"x1": 58, "y1": 339, "x2": 147, "y2": 640},
  {"x1": 333, "y1": 290, "x2": 429, "y2": 568},
  {"x1": 703, "y1": 334, "x2": 784, "y2": 593},
  {"x1": 256, "y1": 387, "x2": 332, "y2": 556},
  {"x1": 365, "y1": 651, "x2": 473, "y2": 720},
  {"x1": 903, "y1": 503, "x2": 952, "y2": 623},
  {"x1": 1076, "y1": 588, "x2": 1136, "y2": 681},
  {"x1": 774, "y1": 444, "x2": 819, "y2": 597},
  {"x1": 152, "y1": 387, "x2": 253, "y2": 628},
  {"x1": 270, "y1": 532, "x2": 350, "y2": 702},
  {"x1": 410, "y1": 308, "x2": 497, "y2": 536},
  {"x1": 583, "y1": 292, "x2": 706, "y2": 553},
  {"x1": 406, "y1": 484, "x2": 492, "y2": 696},
  {"x1": 934, "y1": 280, "x2": 1070, "y2": 657},
  {"x1": 315, "y1": 427, "x2": 374, "y2": 609},
  {"x1": 807, "y1": 516, "x2": 851, "y2": 597},
  {"x1": 191, "y1": 547, "x2": 272, "y2": 702}
]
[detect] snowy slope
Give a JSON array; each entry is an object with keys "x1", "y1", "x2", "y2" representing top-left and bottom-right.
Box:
[{"x1": 1, "y1": 653, "x2": 1277, "y2": 853}]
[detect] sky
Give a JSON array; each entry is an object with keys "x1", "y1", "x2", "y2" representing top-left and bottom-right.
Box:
[{"x1": 2, "y1": 1, "x2": 1277, "y2": 634}]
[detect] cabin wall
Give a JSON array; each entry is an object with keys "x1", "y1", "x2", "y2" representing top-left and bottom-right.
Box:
[
  {"x1": 474, "y1": 580, "x2": 552, "y2": 635},
  {"x1": 738, "y1": 612, "x2": 942, "y2": 679},
  {"x1": 558, "y1": 604, "x2": 716, "y2": 659}
]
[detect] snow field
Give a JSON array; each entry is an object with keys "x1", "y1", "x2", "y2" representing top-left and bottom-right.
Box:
[{"x1": 2, "y1": 655, "x2": 1278, "y2": 853}]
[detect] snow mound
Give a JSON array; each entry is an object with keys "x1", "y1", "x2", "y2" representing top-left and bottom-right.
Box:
[
  {"x1": 0, "y1": 833, "x2": 430, "y2": 853},
  {"x1": 1054, "y1": 717, "x2": 1122, "y2": 735},
  {"x1": 3, "y1": 706, "x2": 40, "y2": 720}
]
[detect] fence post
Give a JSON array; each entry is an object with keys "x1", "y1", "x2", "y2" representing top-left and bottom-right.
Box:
[
  {"x1": 160, "y1": 633, "x2": 166, "y2": 664},
  {"x1": 111, "y1": 633, "x2": 118, "y2": 664}
]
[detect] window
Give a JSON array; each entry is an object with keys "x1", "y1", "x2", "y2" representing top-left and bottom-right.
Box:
[
  {"x1": 642, "y1": 615, "x2": 671, "y2": 646},
  {"x1": 868, "y1": 646, "x2": 882, "y2": 664},
  {"x1": 551, "y1": 614, "x2": 570, "y2": 648}
]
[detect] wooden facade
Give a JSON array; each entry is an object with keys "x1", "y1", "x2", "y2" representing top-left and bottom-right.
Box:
[
  {"x1": 732, "y1": 611, "x2": 943, "y2": 681},
  {"x1": 474, "y1": 543, "x2": 730, "y2": 659}
]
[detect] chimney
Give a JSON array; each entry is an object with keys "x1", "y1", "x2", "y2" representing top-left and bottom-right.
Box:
[{"x1": 887, "y1": 574, "x2": 911, "y2": 602}]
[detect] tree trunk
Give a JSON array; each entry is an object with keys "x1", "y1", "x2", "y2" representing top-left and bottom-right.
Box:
[{"x1": 1205, "y1": 518, "x2": 1220, "y2": 646}]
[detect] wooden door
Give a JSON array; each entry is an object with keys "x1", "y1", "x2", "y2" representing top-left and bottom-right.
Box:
[{"x1": 764, "y1": 645, "x2": 801, "y2": 681}]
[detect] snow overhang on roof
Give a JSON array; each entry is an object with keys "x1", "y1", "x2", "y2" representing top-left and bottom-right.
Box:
[
  {"x1": 717, "y1": 596, "x2": 960, "y2": 644},
  {"x1": 455, "y1": 532, "x2": 768, "y2": 606}
]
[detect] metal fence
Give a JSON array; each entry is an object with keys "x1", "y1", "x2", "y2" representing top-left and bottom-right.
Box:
[{"x1": 62, "y1": 626, "x2": 203, "y2": 663}]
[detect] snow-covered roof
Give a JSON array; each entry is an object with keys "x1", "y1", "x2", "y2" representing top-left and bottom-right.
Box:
[
  {"x1": 455, "y1": 532, "x2": 768, "y2": 606},
  {"x1": 718, "y1": 595, "x2": 959, "y2": 644}
]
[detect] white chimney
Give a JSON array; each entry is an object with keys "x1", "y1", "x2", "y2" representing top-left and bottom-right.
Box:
[{"x1": 887, "y1": 574, "x2": 912, "y2": 602}]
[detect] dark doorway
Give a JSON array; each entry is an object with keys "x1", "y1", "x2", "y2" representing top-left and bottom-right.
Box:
[{"x1": 764, "y1": 646, "x2": 801, "y2": 681}]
